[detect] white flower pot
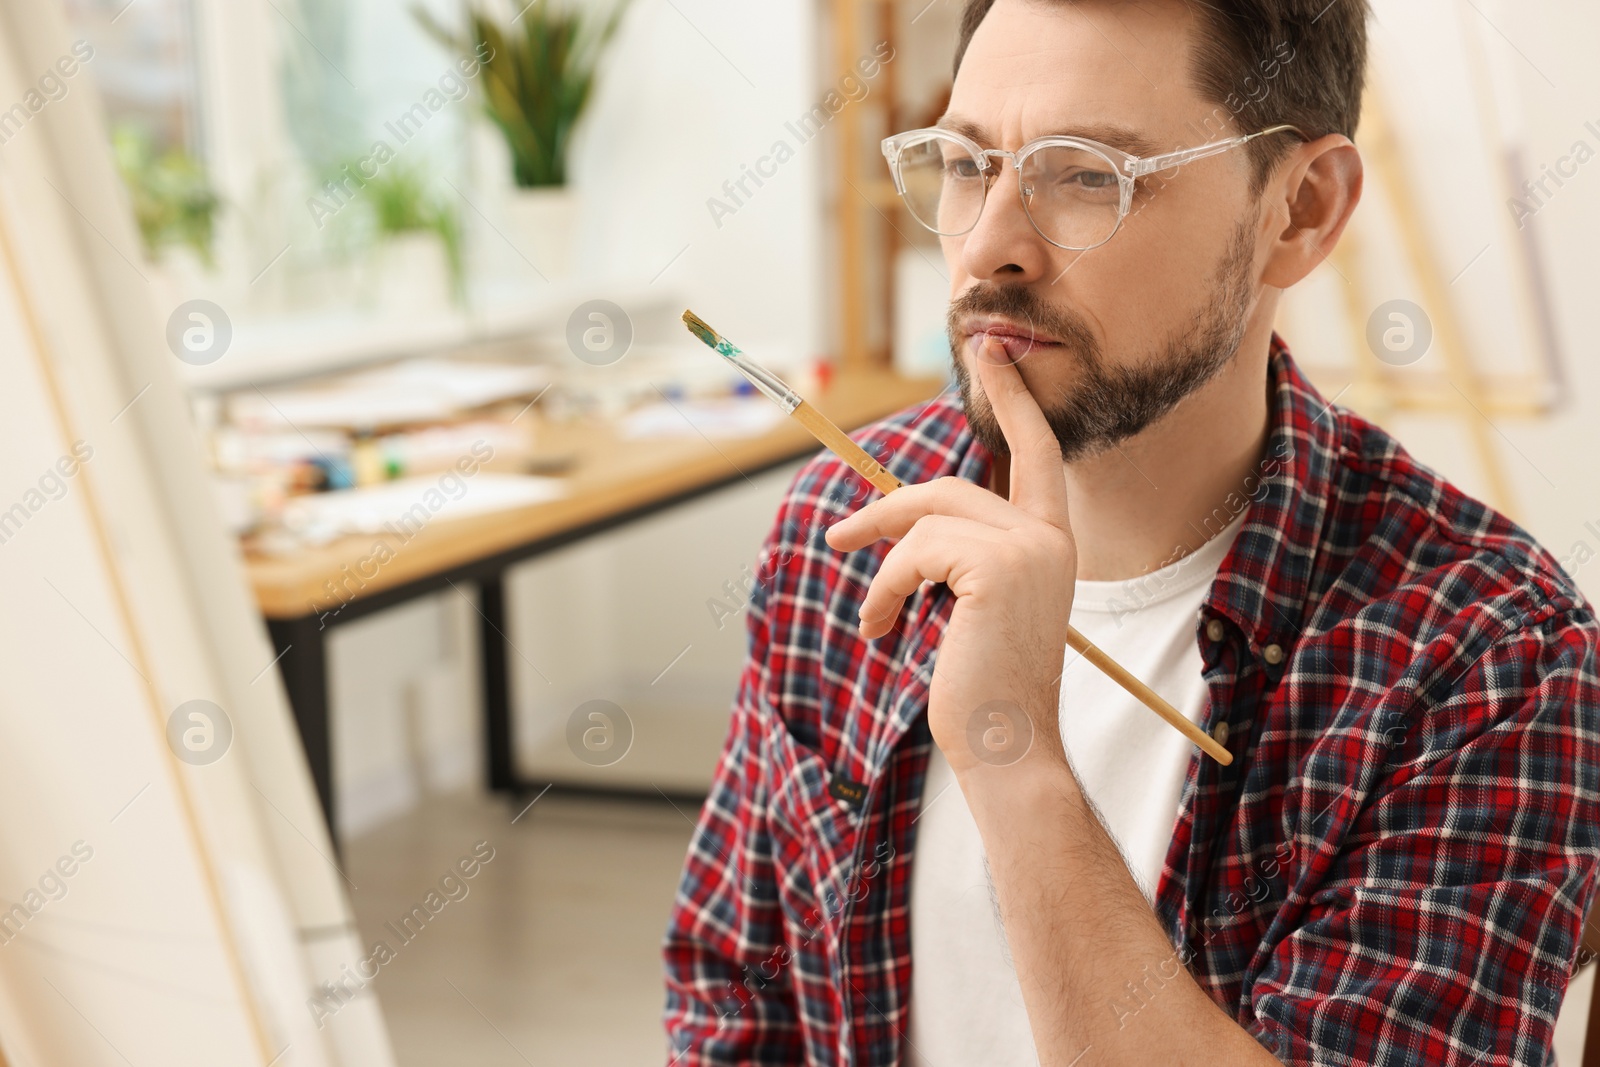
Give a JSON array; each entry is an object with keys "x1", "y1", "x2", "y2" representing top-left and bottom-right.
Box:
[
  {"x1": 374, "y1": 232, "x2": 452, "y2": 319},
  {"x1": 505, "y1": 185, "x2": 577, "y2": 282}
]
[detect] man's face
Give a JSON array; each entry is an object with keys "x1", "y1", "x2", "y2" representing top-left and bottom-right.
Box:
[{"x1": 943, "y1": 0, "x2": 1268, "y2": 461}]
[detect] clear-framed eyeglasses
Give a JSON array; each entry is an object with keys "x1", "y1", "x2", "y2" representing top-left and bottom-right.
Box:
[{"x1": 880, "y1": 123, "x2": 1306, "y2": 251}]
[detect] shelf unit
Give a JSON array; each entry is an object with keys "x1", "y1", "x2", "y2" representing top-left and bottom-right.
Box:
[{"x1": 825, "y1": 0, "x2": 954, "y2": 371}]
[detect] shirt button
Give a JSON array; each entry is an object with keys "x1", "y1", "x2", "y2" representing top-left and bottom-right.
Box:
[
  {"x1": 1205, "y1": 619, "x2": 1226, "y2": 642},
  {"x1": 1263, "y1": 643, "x2": 1285, "y2": 665},
  {"x1": 1210, "y1": 721, "x2": 1230, "y2": 746}
]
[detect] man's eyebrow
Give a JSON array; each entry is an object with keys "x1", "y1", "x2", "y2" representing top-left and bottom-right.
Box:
[{"x1": 934, "y1": 115, "x2": 1161, "y2": 157}]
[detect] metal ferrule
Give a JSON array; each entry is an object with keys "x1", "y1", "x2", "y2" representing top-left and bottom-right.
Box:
[
  {"x1": 720, "y1": 344, "x2": 802, "y2": 413},
  {"x1": 683, "y1": 310, "x2": 803, "y2": 413}
]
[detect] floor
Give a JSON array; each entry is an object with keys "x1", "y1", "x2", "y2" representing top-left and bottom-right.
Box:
[
  {"x1": 344, "y1": 789, "x2": 697, "y2": 1066},
  {"x1": 346, "y1": 789, "x2": 1597, "y2": 1066}
]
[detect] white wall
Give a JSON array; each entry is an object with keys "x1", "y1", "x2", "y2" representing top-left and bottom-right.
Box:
[
  {"x1": 571, "y1": 0, "x2": 824, "y2": 369},
  {"x1": 508, "y1": 461, "x2": 803, "y2": 793},
  {"x1": 329, "y1": 592, "x2": 481, "y2": 832}
]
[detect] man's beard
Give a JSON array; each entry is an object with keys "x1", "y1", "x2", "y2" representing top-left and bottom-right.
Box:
[{"x1": 948, "y1": 216, "x2": 1259, "y2": 463}]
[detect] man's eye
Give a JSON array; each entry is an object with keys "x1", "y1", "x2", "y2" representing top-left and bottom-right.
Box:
[
  {"x1": 1061, "y1": 169, "x2": 1117, "y2": 190},
  {"x1": 945, "y1": 157, "x2": 982, "y2": 179}
]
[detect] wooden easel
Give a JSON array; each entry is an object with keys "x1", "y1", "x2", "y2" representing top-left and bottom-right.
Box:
[
  {"x1": 1292, "y1": 5, "x2": 1567, "y2": 520},
  {"x1": 1294, "y1": 78, "x2": 1549, "y2": 517}
]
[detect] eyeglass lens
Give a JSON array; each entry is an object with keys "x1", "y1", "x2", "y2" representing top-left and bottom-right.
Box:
[{"x1": 893, "y1": 135, "x2": 1124, "y2": 250}]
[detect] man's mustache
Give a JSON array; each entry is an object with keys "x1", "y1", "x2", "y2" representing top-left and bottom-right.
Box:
[{"x1": 947, "y1": 285, "x2": 1098, "y2": 357}]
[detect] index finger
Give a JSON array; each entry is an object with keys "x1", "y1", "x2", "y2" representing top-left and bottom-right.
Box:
[{"x1": 972, "y1": 334, "x2": 1069, "y2": 521}]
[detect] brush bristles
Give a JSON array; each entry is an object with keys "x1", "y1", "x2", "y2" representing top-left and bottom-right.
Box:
[{"x1": 681, "y1": 309, "x2": 719, "y2": 349}]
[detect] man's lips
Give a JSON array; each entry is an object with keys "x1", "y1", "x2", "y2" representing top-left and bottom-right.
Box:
[{"x1": 962, "y1": 318, "x2": 1062, "y2": 362}]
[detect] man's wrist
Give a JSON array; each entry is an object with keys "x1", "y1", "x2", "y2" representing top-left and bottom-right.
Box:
[{"x1": 953, "y1": 745, "x2": 1082, "y2": 826}]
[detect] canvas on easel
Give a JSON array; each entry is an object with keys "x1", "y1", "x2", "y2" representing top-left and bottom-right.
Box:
[{"x1": 0, "y1": 2, "x2": 395, "y2": 1063}]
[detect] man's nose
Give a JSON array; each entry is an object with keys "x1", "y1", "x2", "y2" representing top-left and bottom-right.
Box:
[{"x1": 954, "y1": 157, "x2": 1054, "y2": 282}]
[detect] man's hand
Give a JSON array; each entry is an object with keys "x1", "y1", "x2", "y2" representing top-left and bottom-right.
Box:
[{"x1": 824, "y1": 336, "x2": 1077, "y2": 774}]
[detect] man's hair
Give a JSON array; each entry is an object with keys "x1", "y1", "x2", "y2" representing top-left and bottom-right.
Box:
[{"x1": 952, "y1": 0, "x2": 1369, "y2": 189}]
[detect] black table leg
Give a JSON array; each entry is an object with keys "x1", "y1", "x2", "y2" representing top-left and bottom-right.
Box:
[
  {"x1": 478, "y1": 573, "x2": 516, "y2": 793},
  {"x1": 267, "y1": 615, "x2": 335, "y2": 841}
]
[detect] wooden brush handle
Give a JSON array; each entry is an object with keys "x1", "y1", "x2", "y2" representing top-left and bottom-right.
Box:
[
  {"x1": 1065, "y1": 627, "x2": 1232, "y2": 765},
  {"x1": 792, "y1": 400, "x2": 902, "y2": 495}
]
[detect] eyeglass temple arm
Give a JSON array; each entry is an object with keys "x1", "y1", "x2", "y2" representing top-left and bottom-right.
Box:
[{"x1": 1124, "y1": 124, "x2": 1305, "y2": 178}]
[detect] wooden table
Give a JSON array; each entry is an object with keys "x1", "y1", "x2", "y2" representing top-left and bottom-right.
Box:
[{"x1": 253, "y1": 369, "x2": 947, "y2": 837}]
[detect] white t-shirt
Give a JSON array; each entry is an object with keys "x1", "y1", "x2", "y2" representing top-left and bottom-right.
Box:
[{"x1": 905, "y1": 513, "x2": 1246, "y2": 1067}]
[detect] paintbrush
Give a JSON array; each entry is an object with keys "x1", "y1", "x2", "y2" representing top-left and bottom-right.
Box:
[{"x1": 682, "y1": 309, "x2": 1232, "y2": 766}]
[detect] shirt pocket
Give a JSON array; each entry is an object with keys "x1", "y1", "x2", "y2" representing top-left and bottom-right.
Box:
[{"x1": 760, "y1": 706, "x2": 862, "y2": 941}]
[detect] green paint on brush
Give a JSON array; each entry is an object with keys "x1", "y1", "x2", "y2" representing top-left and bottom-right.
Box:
[
  {"x1": 680, "y1": 308, "x2": 803, "y2": 413},
  {"x1": 681, "y1": 309, "x2": 741, "y2": 359}
]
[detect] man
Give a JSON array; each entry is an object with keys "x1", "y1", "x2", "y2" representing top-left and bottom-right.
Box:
[{"x1": 664, "y1": 0, "x2": 1600, "y2": 1063}]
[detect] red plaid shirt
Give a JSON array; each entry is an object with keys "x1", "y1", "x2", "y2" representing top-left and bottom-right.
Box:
[{"x1": 663, "y1": 340, "x2": 1600, "y2": 1066}]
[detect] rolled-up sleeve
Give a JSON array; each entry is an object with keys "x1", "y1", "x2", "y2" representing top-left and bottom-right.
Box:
[{"x1": 1246, "y1": 612, "x2": 1600, "y2": 1065}]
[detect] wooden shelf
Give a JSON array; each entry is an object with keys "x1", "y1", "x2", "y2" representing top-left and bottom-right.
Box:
[
  {"x1": 856, "y1": 178, "x2": 904, "y2": 209},
  {"x1": 832, "y1": 0, "x2": 904, "y2": 370}
]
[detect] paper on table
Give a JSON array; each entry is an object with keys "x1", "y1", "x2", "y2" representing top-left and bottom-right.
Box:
[
  {"x1": 229, "y1": 358, "x2": 552, "y2": 430},
  {"x1": 281, "y1": 473, "x2": 566, "y2": 543},
  {"x1": 619, "y1": 397, "x2": 787, "y2": 439},
  {"x1": 349, "y1": 358, "x2": 552, "y2": 408}
]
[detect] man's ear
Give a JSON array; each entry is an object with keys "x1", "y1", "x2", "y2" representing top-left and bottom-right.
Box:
[{"x1": 1260, "y1": 134, "x2": 1364, "y2": 289}]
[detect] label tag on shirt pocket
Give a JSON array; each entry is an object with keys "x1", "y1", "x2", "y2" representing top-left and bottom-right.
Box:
[{"x1": 828, "y1": 777, "x2": 868, "y2": 811}]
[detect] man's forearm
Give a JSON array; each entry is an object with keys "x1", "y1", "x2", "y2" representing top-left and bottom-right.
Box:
[{"x1": 957, "y1": 755, "x2": 1282, "y2": 1065}]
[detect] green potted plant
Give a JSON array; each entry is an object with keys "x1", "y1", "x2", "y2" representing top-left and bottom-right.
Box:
[
  {"x1": 416, "y1": 0, "x2": 630, "y2": 280},
  {"x1": 112, "y1": 123, "x2": 221, "y2": 267},
  {"x1": 344, "y1": 161, "x2": 464, "y2": 315},
  {"x1": 112, "y1": 122, "x2": 225, "y2": 308}
]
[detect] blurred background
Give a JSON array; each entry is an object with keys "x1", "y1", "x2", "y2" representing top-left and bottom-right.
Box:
[{"x1": 0, "y1": 0, "x2": 1597, "y2": 1063}]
